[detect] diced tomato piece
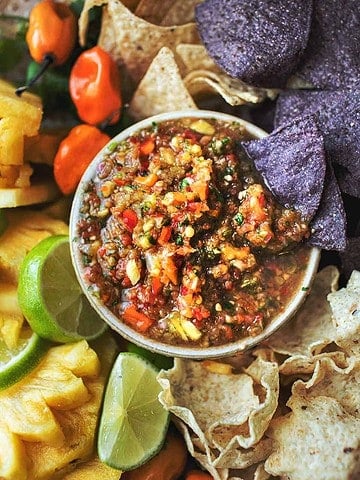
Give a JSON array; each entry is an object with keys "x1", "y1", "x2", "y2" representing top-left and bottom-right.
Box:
[
  {"x1": 122, "y1": 209, "x2": 138, "y2": 231},
  {"x1": 122, "y1": 305, "x2": 153, "y2": 332}
]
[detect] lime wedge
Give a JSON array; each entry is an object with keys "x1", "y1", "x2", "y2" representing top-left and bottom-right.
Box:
[
  {"x1": 0, "y1": 328, "x2": 49, "y2": 390},
  {"x1": 18, "y1": 235, "x2": 107, "y2": 343},
  {"x1": 97, "y1": 352, "x2": 170, "y2": 471}
]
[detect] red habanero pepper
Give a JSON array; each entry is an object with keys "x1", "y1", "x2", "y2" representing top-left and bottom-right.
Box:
[
  {"x1": 53, "y1": 124, "x2": 110, "y2": 195},
  {"x1": 16, "y1": 0, "x2": 77, "y2": 96},
  {"x1": 69, "y1": 46, "x2": 122, "y2": 126}
]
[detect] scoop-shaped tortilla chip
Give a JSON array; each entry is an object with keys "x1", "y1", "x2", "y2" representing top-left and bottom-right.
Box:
[
  {"x1": 128, "y1": 47, "x2": 197, "y2": 120},
  {"x1": 184, "y1": 70, "x2": 277, "y2": 106},
  {"x1": 265, "y1": 266, "x2": 339, "y2": 358},
  {"x1": 275, "y1": 89, "x2": 360, "y2": 198},
  {"x1": 265, "y1": 395, "x2": 360, "y2": 480},
  {"x1": 292, "y1": 355, "x2": 360, "y2": 418},
  {"x1": 158, "y1": 356, "x2": 279, "y2": 474},
  {"x1": 195, "y1": 0, "x2": 312, "y2": 88},
  {"x1": 295, "y1": 0, "x2": 360, "y2": 89},
  {"x1": 79, "y1": 0, "x2": 200, "y2": 83},
  {"x1": 242, "y1": 114, "x2": 326, "y2": 221},
  {"x1": 328, "y1": 270, "x2": 360, "y2": 356}
]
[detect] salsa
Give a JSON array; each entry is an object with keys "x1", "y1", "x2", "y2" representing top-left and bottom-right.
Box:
[{"x1": 76, "y1": 117, "x2": 311, "y2": 347}]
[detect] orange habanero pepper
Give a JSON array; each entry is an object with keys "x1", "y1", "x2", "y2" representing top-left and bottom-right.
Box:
[
  {"x1": 69, "y1": 46, "x2": 122, "y2": 126},
  {"x1": 53, "y1": 124, "x2": 110, "y2": 195},
  {"x1": 16, "y1": 0, "x2": 77, "y2": 96}
]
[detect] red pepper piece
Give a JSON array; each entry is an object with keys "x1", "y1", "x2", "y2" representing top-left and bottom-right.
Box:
[
  {"x1": 69, "y1": 45, "x2": 122, "y2": 126},
  {"x1": 53, "y1": 124, "x2": 110, "y2": 195}
]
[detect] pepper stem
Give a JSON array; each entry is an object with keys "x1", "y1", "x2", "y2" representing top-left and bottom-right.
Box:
[{"x1": 15, "y1": 54, "x2": 54, "y2": 96}]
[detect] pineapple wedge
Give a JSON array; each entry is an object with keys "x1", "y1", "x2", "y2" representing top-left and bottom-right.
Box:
[
  {"x1": 0, "y1": 79, "x2": 42, "y2": 137},
  {"x1": 0, "y1": 209, "x2": 68, "y2": 284}
]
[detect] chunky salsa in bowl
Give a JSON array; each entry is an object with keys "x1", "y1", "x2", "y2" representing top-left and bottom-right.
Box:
[{"x1": 70, "y1": 110, "x2": 320, "y2": 359}]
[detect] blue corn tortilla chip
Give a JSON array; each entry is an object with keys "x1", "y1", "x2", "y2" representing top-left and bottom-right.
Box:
[
  {"x1": 275, "y1": 90, "x2": 360, "y2": 198},
  {"x1": 295, "y1": 0, "x2": 360, "y2": 89},
  {"x1": 242, "y1": 114, "x2": 326, "y2": 220},
  {"x1": 195, "y1": 0, "x2": 312, "y2": 88},
  {"x1": 308, "y1": 161, "x2": 347, "y2": 252}
]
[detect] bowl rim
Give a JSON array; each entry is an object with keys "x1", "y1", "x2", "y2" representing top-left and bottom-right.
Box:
[{"x1": 70, "y1": 109, "x2": 321, "y2": 359}]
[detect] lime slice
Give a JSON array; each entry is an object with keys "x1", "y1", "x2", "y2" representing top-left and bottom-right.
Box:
[
  {"x1": 0, "y1": 328, "x2": 49, "y2": 390},
  {"x1": 97, "y1": 352, "x2": 170, "y2": 471},
  {"x1": 18, "y1": 234, "x2": 107, "y2": 343}
]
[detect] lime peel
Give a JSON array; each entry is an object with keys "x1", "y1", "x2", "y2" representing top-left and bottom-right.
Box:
[
  {"x1": 98, "y1": 352, "x2": 170, "y2": 471},
  {"x1": 0, "y1": 331, "x2": 50, "y2": 390},
  {"x1": 18, "y1": 234, "x2": 107, "y2": 343}
]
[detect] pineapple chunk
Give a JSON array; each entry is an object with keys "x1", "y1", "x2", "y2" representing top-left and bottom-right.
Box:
[
  {"x1": 0, "y1": 334, "x2": 118, "y2": 480},
  {"x1": 15, "y1": 163, "x2": 34, "y2": 188},
  {"x1": 46, "y1": 340, "x2": 101, "y2": 378},
  {"x1": 0, "y1": 163, "x2": 33, "y2": 188},
  {"x1": 0, "y1": 180, "x2": 60, "y2": 209},
  {"x1": 0, "y1": 209, "x2": 68, "y2": 284},
  {"x1": 61, "y1": 456, "x2": 121, "y2": 479},
  {"x1": 0, "y1": 312, "x2": 24, "y2": 349},
  {"x1": 0, "y1": 282, "x2": 22, "y2": 314},
  {"x1": 0, "y1": 116, "x2": 24, "y2": 165},
  {"x1": 0, "y1": 282, "x2": 24, "y2": 348},
  {"x1": 0, "y1": 421, "x2": 28, "y2": 480},
  {"x1": 0, "y1": 79, "x2": 42, "y2": 137}
]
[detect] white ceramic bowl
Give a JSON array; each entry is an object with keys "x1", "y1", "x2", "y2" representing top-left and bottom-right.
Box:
[{"x1": 70, "y1": 109, "x2": 320, "y2": 359}]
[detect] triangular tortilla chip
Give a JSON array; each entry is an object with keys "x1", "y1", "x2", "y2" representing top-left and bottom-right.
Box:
[
  {"x1": 128, "y1": 47, "x2": 197, "y2": 120},
  {"x1": 79, "y1": 0, "x2": 199, "y2": 82}
]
